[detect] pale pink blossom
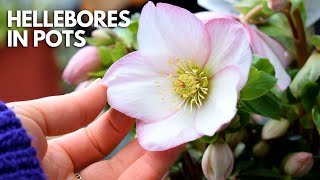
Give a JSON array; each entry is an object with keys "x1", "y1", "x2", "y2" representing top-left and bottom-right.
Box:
[{"x1": 102, "y1": 2, "x2": 252, "y2": 151}]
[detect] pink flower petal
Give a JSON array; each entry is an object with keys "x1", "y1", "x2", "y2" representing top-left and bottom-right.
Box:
[
  {"x1": 246, "y1": 26, "x2": 291, "y2": 90},
  {"x1": 137, "y1": 108, "x2": 202, "y2": 151},
  {"x1": 195, "y1": 11, "x2": 239, "y2": 24},
  {"x1": 138, "y1": 2, "x2": 210, "y2": 72},
  {"x1": 194, "y1": 66, "x2": 240, "y2": 136},
  {"x1": 102, "y1": 52, "x2": 182, "y2": 123},
  {"x1": 205, "y1": 18, "x2": 252, "y2": 89}
]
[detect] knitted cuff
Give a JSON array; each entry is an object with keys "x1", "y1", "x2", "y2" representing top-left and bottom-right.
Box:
[{"x1": 0, "y1": 101, "x2": 46, "y2": 180}]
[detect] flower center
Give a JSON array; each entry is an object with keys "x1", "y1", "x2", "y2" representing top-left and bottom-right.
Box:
[{"x1": 172, "y1": 61, "x2": 209, "y2": 110}]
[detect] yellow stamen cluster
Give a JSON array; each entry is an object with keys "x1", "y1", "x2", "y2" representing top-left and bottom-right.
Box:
[{"x1": 172, "y1": 60, "x2": 209, "y2": 110}]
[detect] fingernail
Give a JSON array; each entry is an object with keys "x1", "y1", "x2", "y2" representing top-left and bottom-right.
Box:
[{"x1": 88, "y1": 78, "x2": 102, "y2": 88}]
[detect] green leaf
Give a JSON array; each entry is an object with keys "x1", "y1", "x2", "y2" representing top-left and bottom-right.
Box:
[
  {"x1": 301, "y1": 81, "x2": 320, "y2": 111},
  {"x1": 111, "y1": 42, "x2": 127, "y2": 62},
  {"x1": 128, "y1": 20, "x2": 138, "y2": 34},
  {"x1": 312, "y1": 106, "x2": 320, "y2": 134},
  {"x1": 200, "y1": 134, "x2": 219, "y2": 144},
  {"x1": 239, "y1": 93, "x2": 282, "y2": 119},
  {"x1": 252, "y1": 55, "x2": 275, "y2": 76},
  {"x1": 311, "y1": 35, "x2": 320, "y2": 49},
  {"x1": 88, "y1": 69, "x2": 107, "y2": 78},
  {"x1": 98, "y1": 47, "x2": 114, "y2": 67},
  {"x1": 240, "y1": 67, "x2": 277, "y2": 100},
  {"x1": 290, "y1": 52, "x2": 320, "y2": 98}
]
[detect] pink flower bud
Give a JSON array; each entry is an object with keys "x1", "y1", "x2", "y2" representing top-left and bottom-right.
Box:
[
  {"x1": 63, "y1": 46, "x2": 101, "y2": 84},
  {"x1": 267, "y1": 0, "x2": 289, "y2": 12},
  {"x1": 283, "y1": 152, "x2": 314, "y2": 177},
  {"x1": 262, "y1": 119, "x2": 289, "y2": 140},
  {"x1": 202, "y1": 142, "x2": 234, "y2": 180}
]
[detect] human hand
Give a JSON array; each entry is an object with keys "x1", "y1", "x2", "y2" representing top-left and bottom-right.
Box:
[{"x1": 7, "y1": 80, "x2": 183, "y2": 180}]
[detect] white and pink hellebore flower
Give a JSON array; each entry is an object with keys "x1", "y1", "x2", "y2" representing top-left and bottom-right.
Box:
[{"x1": 102, "y1": 2, "x2": 252, "y2": 151}]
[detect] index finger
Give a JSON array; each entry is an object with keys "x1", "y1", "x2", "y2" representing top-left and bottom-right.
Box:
[{"x1": 7, "y1": 79, "x2": 107, "y2": 136}]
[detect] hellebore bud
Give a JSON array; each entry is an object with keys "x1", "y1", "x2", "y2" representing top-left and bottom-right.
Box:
[
  {"x1": 91, "y1": 28, "x2": 116, "y2": 45},
  {"x1": 63, "y1": 46, "x2": 101, "y2": 84},
  {"x1": 262, "y1": 119, "x2": 289, "y2": 140},
  {"x1": 202, "y1": 142, "x2": 234, "y2": 180},
  {"x1": 253, "y1": 141, "x2": 270, "y2": 157},
  {"x1": 283, "y1": 152, "x2": 314, "y2": 177},
  {"x1": 267, "y1": 0, "x2": 289, "y2": 12}
]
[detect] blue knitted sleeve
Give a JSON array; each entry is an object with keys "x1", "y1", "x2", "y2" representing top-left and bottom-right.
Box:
[{"x1": 0, "y1": 101, "x2": 46, "y2": 180}]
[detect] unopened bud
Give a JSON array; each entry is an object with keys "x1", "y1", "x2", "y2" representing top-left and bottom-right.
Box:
[
  {"x1": 283, "y1": 152, "x2": 314, "y2": 177},
  {"x1": 63, "y1": 46, "x2": 101, "y2": 84},
  {"x1": 267, "y1": 0, "x2": 288, "y2": 12},
  {"x1": 202, "y1": 142, "x2": 234, "y2": 180},
  {"x1": 262, "y1": 119, "x2": 289, "y2": 140},
  {"x1": 91, "y1": 28, "x2": 116, "y2": 45},
  {"x1": 253, "y1": 141, "x2": 270, "y2": 157}
]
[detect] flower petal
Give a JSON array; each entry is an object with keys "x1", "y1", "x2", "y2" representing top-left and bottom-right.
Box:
[
  {"x1": 102, "y1": 52, "x2": 181, "y2": 123},
  {"x1": 197, "y1": 0, "x2": 239, "y2": 15},
  {"x1": 205, "y1": 18, "x2": 252, "y2": 89},
  {"x1": 138, "y1": 2, "x2": 210, "y2": 70},
  {"x1": 246, "y1": 26, "x2": 291, "y2": 90},
  {"x1": 137, "y1": 108, "x2": 202, "y2": 151},
  {"x1": 195, "y1": 11, "x2": 239, "y2": 24},
  {"x1": 194, "y1": 66, "x2": 240, "y2": 136}
]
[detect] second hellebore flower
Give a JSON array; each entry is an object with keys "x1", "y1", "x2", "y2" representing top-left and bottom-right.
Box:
[{"x1": 102, "y1": 2, "x2": 252, "y2": 151}]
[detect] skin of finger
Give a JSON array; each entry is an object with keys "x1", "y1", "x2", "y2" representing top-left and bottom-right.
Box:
[
  {"x1": 79, "y1": 140, "x2": 145, "y2": 179},
  {"x1": 118, "y1": 145, "x2": 184, "y2": 180},
  {"x1": 43, "y1": 108, "x2": 135, "y2": 174},
  {"x1": 18, "y1": 116, "x2": 47, "y2": 159},
  {"x1": 6, "y1": 83, "x2": 107, "y2": 136}
]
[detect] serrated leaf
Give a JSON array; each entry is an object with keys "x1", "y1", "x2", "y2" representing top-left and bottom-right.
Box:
[
  {"x1": 239, "y1": 93, "x2": 281, "y2": 119},
  {"x1": 312, "y1": 106, "x2": 320, "y2": 134},
  {"x1": 240, "y1": 67, "x2": 277, "y2": 100},
  {"x1": 290, "y1": 52, "x2": 320, "y2": 98}
]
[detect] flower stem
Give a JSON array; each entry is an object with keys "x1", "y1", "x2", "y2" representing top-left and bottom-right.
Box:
[
  {"x1": 241, "y1": 5, "x2": 263, "y2": 24},
  {"x1": 283, "y1": 3, "x2": 309, "y2": 68}
]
